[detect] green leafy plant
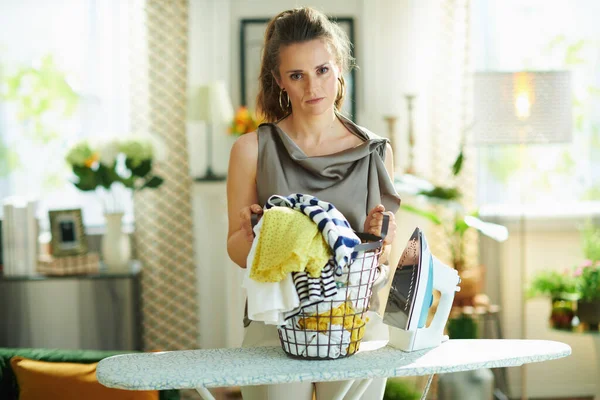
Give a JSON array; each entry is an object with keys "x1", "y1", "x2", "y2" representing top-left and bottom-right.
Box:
[
  {"x1": 447, "y1": 312, "x2": 479, "y2": 339},
  {"x1": 575, "y1": 222, "x2": 600, "y2": 301},
  {"x1": 0, "y1": 54, "x2": 79, "y2": 181},
  {"x1": 527, "y1": 269, "x2": 579, "y2": 300},
  {"x1": 581, "y1": 221, "x2": 600, "y2": 262},
  {"x1": 65, "y1": 136, "x2": 165, "y2": 211},
  {"x1": 529, "y1": 222, "x2": 600, "y2": 302},
  {"x1": 395, "y1": 146, "x2": 508, "y2": 272},
  {"x1": 384, "y1": 378, "x2": 421, "y2": 400},
  {"x1": 576, "y1": 261, "x2": 600, "y2": 302},
  {"x1": 1, "y1": 54, "x2": 78, "y2": 143}
]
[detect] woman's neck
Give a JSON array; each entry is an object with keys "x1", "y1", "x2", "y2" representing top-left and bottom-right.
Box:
[{"x1": 286, "y1": 108, "x2": 340, "y2": 145}]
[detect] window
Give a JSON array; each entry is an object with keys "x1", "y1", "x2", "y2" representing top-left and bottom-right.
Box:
[
  {"x1": 0, "y1": 0, "x2": 133, "y2": 229},
  {"x1": 473, "y1": 0, "x2": 600, "y2": 210}
]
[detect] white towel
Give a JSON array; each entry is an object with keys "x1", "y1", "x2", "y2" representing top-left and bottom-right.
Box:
[
  {"x1": 279, "y1": 323, "x2": 351, "y2": 359},
  {"x1": 243, "y1": 218, "x2": 300, "y2": 325}
]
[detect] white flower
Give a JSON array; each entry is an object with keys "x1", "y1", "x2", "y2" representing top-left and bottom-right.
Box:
[
  {"x1": 119, "y1": 132, "x2": 166, "y2": 166},
  {"x1": 98, "y1": 138, "x2": 121, "y2": 166}
]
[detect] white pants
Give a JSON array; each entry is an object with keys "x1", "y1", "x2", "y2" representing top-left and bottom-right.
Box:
[{"x1": 240, "y1": 321, "x2": 386, "y2": 400}]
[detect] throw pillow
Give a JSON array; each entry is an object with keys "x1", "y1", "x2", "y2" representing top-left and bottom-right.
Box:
[{"x1": 10, "y1": 356, "x2": 158, "y2": 400}]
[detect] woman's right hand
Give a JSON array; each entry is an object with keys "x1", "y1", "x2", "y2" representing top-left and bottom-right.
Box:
[{"x1": 239, "y1": 204, "x2": 263, "y2": 242}]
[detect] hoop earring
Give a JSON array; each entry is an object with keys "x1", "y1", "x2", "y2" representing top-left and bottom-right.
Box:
[
  {"x1": 279, "y1": 88, "x2": 290, "y2": 112},
  {"x1": 337, "y1": 77, "x2": 346, "y2": 100}
]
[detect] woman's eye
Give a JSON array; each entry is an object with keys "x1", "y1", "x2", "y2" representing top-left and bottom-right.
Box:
[
  {"x1": 318, "y1": 66, "x2": 329, "y2": 74},
  {"x1": 290, "y1": 73, "x2": 302, "y2": 80}
]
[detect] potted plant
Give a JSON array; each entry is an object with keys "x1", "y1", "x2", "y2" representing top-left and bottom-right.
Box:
[
  {"x1": 65, "y1": 135, "x2": 165, "y2": 271},
  {"x1": 576, "y1": 261, "x2": 600, "y2": 329},
  {"x1": 527, "y1": 268, "x2": 579, "y2": 329},
  {"x1": 395, "y1": 146, "x2": 508, "y2": 305},
  {"x1": 575, "y1": 221, "x2": 600, "y2": 329}
]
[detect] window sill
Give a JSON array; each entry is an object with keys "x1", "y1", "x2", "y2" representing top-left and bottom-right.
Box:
[{"x1": 479, "y1": 201, "x2": 600, "y2": 233}]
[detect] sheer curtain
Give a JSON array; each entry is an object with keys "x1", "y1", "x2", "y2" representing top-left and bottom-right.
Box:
[
  {"x1": 0, "y1": 0, "x2": 133, "y2": 229},
  {"x1": 427, "y1": 0, "x2": 477, "y2": 266}
]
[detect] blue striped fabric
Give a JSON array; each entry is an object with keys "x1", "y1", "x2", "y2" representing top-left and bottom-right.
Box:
[
  {"x1": 265, "y1": 194, "x2": 361, "y2": 276},
  {"x1": 283, "y1": 263, "x2": 338, "y2": 320}
]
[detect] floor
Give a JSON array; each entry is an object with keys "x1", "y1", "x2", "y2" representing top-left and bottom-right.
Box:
[{"x1": 204, "y1": 388, "x2": 593, "y2": 400}]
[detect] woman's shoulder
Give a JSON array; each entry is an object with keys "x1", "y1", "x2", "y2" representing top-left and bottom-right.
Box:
[
  {"x1": 339, "y1": 114, "x2": 388, "y2": 143},
  {"x1": 230, "y1": 131, "x2": 258, "y2": 165},
  {"x1": 356, "y1": 124, "x2": 387, "y2": 142},
  {"x1": 344, "y1": 120, "x2": 389, "y2": 158}
]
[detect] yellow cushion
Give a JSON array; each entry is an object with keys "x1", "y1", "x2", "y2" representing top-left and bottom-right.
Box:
[{"x1": 10, "y1": 356, "x2": 158, "y2": 400}]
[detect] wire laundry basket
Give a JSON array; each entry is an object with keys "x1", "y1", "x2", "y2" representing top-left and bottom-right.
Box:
[{"x1": 276, "y1": 215, "x2": 390, "y2": 360}]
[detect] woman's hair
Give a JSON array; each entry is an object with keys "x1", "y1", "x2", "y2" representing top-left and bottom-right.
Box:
[{"x1": 256, "y1": 7, "x2": 355, "y2": 122}]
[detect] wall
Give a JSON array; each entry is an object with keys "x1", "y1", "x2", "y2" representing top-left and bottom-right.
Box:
[
  {"x1": 481, "y1": 207, "x2": 600, "y2": 398},
  {"x1": 188, "y1": 0, "x2": 439, "y2": 178}
]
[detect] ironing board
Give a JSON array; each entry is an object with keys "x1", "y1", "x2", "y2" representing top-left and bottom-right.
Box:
[{"x1": 97, "y1": 339, "x2": 570, "y2": 400}]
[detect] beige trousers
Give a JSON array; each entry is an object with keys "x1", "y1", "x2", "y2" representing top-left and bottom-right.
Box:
[{"x1": 240, "y1": 321, "x2": 386, "y2": 400}]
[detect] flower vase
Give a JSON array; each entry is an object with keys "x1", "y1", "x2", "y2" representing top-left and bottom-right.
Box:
[
  {"x1": 101, "y1": 212, "x2": 131, "y2": 272},
  {"x1": 577, "y1": 300, "x2": 600, "y2": 330}
]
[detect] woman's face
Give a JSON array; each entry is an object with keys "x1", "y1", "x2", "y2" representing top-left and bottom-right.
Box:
[{"x1": 275, "y1": 39, "x2": 341, "y2": 117}]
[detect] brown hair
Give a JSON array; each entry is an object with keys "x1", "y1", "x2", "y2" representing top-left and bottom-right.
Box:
[{"x1": 256, "y1": 7, "x2": 355, "y2": 122}]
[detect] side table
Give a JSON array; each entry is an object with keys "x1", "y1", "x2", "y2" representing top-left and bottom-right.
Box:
[{"x1": 0, "y1": 261, "x2": 143, "y2": 351}]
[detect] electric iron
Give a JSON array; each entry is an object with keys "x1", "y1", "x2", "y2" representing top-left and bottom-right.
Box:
[{"x1": 383, "y1": 227, "x2": 461, "y2": 352}]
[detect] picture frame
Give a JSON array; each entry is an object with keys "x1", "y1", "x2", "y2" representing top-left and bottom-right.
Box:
[
  {"x1": 240, "y1": 17, "x2": 357, "y2": 122},
  {"x1": 49, "y1": 208, "x2": 87, "y2": 257}
]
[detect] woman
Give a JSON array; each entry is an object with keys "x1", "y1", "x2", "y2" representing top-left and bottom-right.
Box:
[{"x1": 226, "y1": 7, "x2": 401, "y2": 400}]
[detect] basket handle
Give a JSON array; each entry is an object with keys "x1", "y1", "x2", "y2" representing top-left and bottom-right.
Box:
[
  {"x1": 251, "y1": 212, "x2": 260, "y2": 228},
  {"x1": 380, "y1": 213, "x2": 390, "y2": 241},
  {"x1": 250, "y1": 210, "x2": 389, "y2": 242}
]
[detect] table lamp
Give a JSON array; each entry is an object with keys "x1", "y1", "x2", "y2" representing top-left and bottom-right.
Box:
[
  {"x1": 473, "y1": 70, "x2": 572, "y2": 400},
  {"x1": 188, "y1": 81, "x2": 234, "y2": 181}
]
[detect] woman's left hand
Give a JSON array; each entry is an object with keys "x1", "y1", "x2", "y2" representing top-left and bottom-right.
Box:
[{"x1": 364, "y1": 204, "x2": 397, "y2": 245}]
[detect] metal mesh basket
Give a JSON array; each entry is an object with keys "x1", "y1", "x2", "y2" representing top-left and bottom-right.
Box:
[{"x1": 277, "y1": 216, "x2": 389, "y2": 360}]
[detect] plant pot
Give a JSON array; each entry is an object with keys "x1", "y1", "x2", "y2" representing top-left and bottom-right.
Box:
[
  {"x1": 101, "y1": 212, "x2": 131, "y2": 273},
  {"x1": 549, "y1": 298, "x2": 576, "y2": 330},
  {"x1": 577, "y1": 300, "x2": 600, "y2": 330},
  {"x1": 453, "y1": 266, "x2": 483, "y2": 307}
]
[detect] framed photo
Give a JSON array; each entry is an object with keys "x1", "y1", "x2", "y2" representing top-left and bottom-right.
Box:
[
  {"x1": 240, "y1": 17, "x2": 357, "y2": 121},
  {"x1": 49, "y1": 209, "x2": 87, "y2": 257}
]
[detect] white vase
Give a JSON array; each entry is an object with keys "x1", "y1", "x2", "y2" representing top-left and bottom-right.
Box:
[{"x1": 101, "y1": 212, "x2": 131, "y2": 272}]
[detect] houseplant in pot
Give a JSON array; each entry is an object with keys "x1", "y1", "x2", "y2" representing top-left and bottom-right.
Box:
[
  {"x1": 576, "y1": 221, "x2": 600, "y2": 329},
  {"x1": 396, "y1": 146, "x2": 508, "y2": 305},
  {"x1": 576, "y1": 260, "x2": 600, "y2": 329},
  {"x1": 65, "y1": 135, "x2": 165, "y2": 271},
  {"x1": 527, "y1": 268, "x2": 579, "y2": 330}
]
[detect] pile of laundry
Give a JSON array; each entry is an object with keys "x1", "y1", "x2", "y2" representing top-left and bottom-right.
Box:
[{"x1": 243, "y1": 194, "x2": 379, "y2": 359}]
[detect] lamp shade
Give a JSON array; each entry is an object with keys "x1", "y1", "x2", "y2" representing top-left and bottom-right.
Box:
[
  {"x1": 188, "y1": 81, "x2": 234, "y2": 124},
  {"x1": 473, "y1": 71, "x2": 572, "y2": 145}
]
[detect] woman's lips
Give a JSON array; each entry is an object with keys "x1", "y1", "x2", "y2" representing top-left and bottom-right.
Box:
[{"x1": 306, "y1": 97, "x2": 324, "y2": 104}]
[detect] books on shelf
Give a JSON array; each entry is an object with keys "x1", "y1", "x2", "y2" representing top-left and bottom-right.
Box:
[{"x1": 1, "y1": 197, "x2": 39, "y2": 277}]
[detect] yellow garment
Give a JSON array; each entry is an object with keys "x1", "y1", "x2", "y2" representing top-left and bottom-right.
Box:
[
  {"x1": 298, "y1": 302, "x2": 367, "y2": 355},
  {"x1": 250, "y1": 207, "x2": 331, "y2": 282}
]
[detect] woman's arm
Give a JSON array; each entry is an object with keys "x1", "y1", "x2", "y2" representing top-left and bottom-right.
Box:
[{"x1": 226, "y1": 131, "x2": 260, "y2": 268}]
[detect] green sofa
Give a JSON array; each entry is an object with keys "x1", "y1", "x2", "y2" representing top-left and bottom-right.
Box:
[{"x1": 0, "y1": 347, "x2": 180, "y2": 400}]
